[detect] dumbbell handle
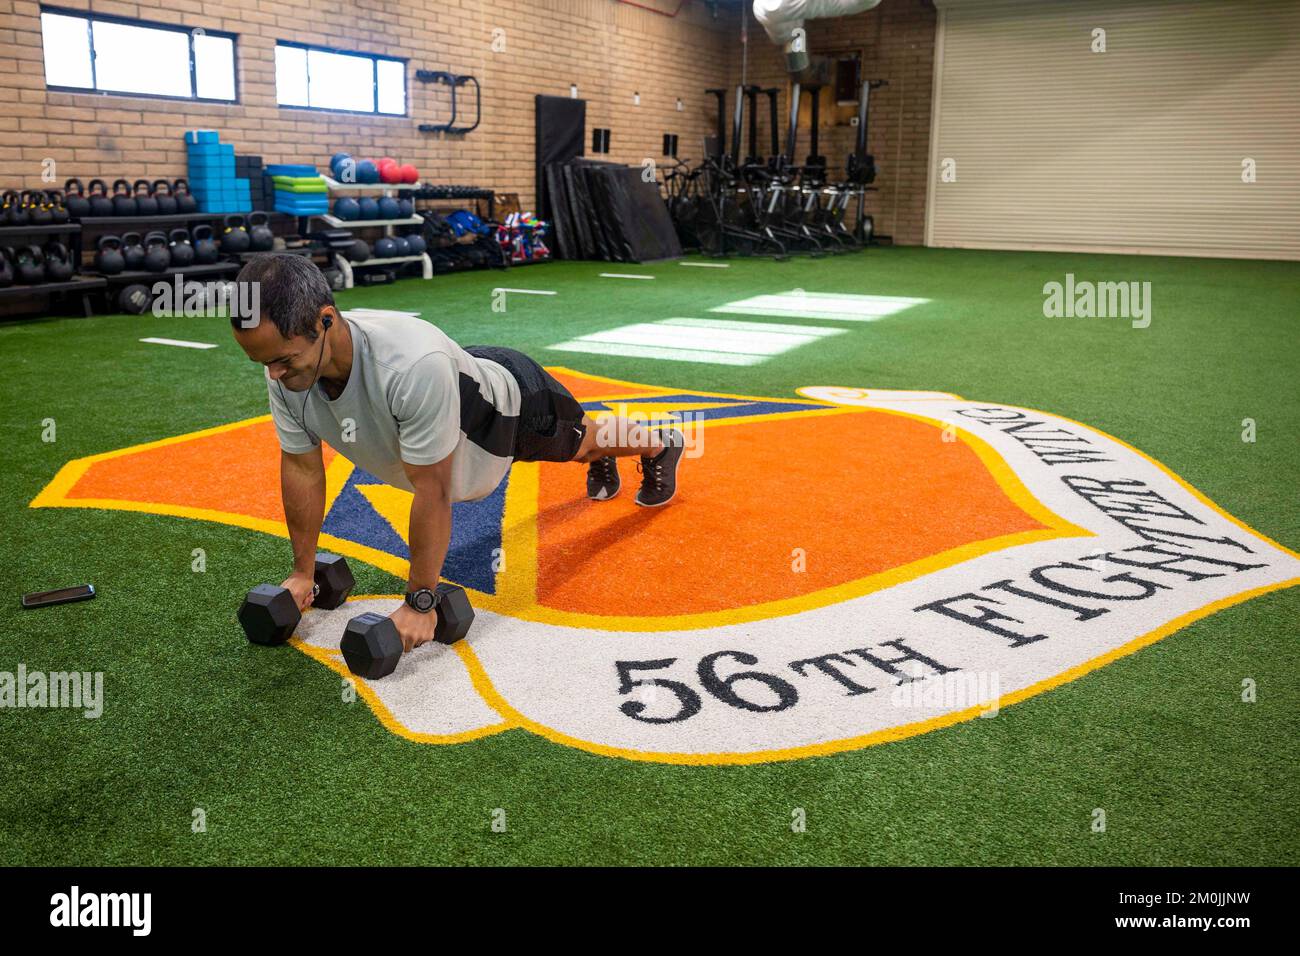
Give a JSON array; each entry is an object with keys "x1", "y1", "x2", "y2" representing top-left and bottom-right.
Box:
[{"x1": 270, "y1": 562, "x2": 343, "y2": 608}]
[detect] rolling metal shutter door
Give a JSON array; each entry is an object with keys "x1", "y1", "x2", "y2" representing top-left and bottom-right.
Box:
[{"x1": 926, "y1": 0, "x2": 1300, "y2": 260}]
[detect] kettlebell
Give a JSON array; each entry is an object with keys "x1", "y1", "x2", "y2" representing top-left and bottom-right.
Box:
[
  {"x1": 247, "y1": 211, "x2": 274, "y2": 252},
  {"x1": 142, "y1": 231, "x2": 171, "y2": 272},
  {"x1": 0, "y1": 247, "x2": 14, "y2": 287},
  {"x1": 173, "y1": 179, "x2": 198, "y2": 214},
  {"x1": 220, "y1": 215, "x2": 251, "y2": 253},
  {"x1": 94, "y1": 235, "x2": 126, "y2": 275},
  {"x1": 119, "y1": 284, "x2": 152, "y2": 315},
  {"x1": 43, "y1": 240, "x2": 74, "y2": 282},
  {"x1": 121, "y1": 232, "x2": 146, "y2": 271},
  {"x1": 133, "y1": 180, "x2": 159, "y2": 217},
  {"x1": 191, "y1": 224, "x2": 219, "y2": 264},
  {"x1": 111, "y1": 179, "x2": 137, "y2": 216},
  {"x1": 2, "y1": 190, "x2": 28, "y2": 226},
  {"x1": 64, "y1": 179, "x2": 91, "y2": 219},
  {"x1": 15, "y1": 245, "x2": 46, "y2": 284},
  {"x1": 46, "y1": 189, "x2": 69, "y2": 224},
  {"x1": 87, "y1": 179, "x2": 113, "y2": 217},
  {"x1": 168, "y1": 228, "x2": 195, "y2": 267},
  {"x1": 26, "y1": 191, "x2": 53, "y2": 226},
  {"x1": 153, "y1": 180, "x2": 178, "y2": 215}
]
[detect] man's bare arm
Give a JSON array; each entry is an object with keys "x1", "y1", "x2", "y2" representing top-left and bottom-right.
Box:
[
  {"x1": 402, "y1": 453, "x2": 454, "y2": 591},
  {"x1": 281, "y1": 446, "x2": 326, "y2": 577}
]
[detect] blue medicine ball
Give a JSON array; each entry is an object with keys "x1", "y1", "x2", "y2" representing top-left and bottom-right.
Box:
[
  {"x1": 333, "y1": 197, "x2": 360, "y2": 221},
  {"x1": 357, "y1": 197, "x2": 379, "y2": 220},
  {"x1": 391, "y1": 237, "x2": 411, "y2": 256},
  {"x1": 405, "y1": 235, "x2": 427, "y2": 255},
  {"x1": 329, "y1": 152, "x2": 352, "y2": 177},
  {"x1": 355, "y1": 160, "x2": 379, "y2": 184},
  {"x1": 377, "y1": 197, "x2": 401, "y2": 219},
  {"x1": 373, "y1": 237, "x2": 397, "y2": 259}
]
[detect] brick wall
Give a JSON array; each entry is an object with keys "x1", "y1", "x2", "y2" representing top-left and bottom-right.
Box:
[
  {"x1": 0, "y1": 0, "x2": 935, "y2": 240},
  {"x1": 0, "y1": 0, "x2": 735, "y2": 211},
  {"x1": 725, "y1": 0, "x2": 936, "y2": 244}
]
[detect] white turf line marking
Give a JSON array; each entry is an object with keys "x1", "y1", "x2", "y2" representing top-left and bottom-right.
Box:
[
  {"x1": 547, "y1": 317, "x2": 845, "y2": 366},
  {"x1": 599, "y1": 273, "x2": 656, "y2": 280},
  {"x1": 678, "y1": 262, "x2": 730, "y2": 268},
  {"x1": 492, "y1": 288, "x2": 557, "y2": 295},
  {"x1": 710, "y1": 291, "x2": 930, "y2": 322},
  {"x1": 139, "y1": 337, "x2": 217, "y2": 350}
]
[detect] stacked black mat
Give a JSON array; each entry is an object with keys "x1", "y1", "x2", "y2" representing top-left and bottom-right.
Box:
[{"x1": 542, "y1": 160, "x2": 682, "y2": 263}]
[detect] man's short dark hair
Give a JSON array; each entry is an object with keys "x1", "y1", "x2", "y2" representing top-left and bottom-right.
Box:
[{"x1": 233, "y1": 254, "x2": 334, "y2": 341}]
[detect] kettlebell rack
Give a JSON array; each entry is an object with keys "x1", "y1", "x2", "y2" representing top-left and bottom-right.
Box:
[
  {"x1": 311, "y1": 176, "x2": 432, "y2": 289},
  {"x1": 93, "y1": 261, "x2": 241, "y2": 302},
  {"x1": 229, "y1": 246, "x2": 315, "y2": 264},
  {"x1": 0, "y1": 221, "x2": 106, "y2": 318},
  {"x1": 76, "y1": 210, "x2": 256, "y2": 313}
]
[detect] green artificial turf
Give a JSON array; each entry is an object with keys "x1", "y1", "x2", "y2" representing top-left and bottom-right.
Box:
[{"x1": 0, "y1": 246, "x2": 1296, "y2": 865}]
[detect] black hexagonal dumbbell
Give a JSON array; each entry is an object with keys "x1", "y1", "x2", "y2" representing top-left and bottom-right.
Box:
[
  {"x1": 432, "y1": 583, "x2": 474, "y2": 645},
  {"x1": 340, "y1": 582, "x2": 474, "y2": 679},
  {"x1": 337, "y1": 613, "x2": 401, "y2": 679},
  {"x1": 311, "y1": 554, "x2": 355, "y2": 611},
  {"x1": 238, "y1": 553, "x2": 356, "y2": 646}
]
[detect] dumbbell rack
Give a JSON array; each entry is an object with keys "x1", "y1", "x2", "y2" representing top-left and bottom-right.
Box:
[{"x1": 312, "y1": 176, "x2": 431, "y2": 289}]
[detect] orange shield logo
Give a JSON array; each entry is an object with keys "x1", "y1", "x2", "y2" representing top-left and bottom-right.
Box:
[{"x1": 33, "y1": 370, "x2": 1300, "y2": 764}]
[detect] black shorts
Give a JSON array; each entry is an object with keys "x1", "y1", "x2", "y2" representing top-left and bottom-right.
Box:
[{"x1": 464, "y1": 345, "x2": 587, "y2": 462}]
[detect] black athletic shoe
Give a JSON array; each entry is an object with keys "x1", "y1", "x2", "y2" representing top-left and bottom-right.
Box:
[
  {"x1": 635, "y1": 430, "x2": 685, "y2": 507},
  {"x1": 587, "y1": 456, "x2": 621, "y2": 501}
]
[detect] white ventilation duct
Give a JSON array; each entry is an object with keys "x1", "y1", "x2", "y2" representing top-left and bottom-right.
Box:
[{"x1": 753, "y1": 0, "x2": 883, "y2": 72}]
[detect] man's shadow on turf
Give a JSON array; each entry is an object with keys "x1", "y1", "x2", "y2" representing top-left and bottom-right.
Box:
[{"x1": 491, "y1": 493, "x2": 677, "y2": 611}]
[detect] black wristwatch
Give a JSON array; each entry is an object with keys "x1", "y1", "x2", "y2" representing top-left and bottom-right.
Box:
[{"x1": 405, "y1": 587, "x2": 438, "y2": 613}]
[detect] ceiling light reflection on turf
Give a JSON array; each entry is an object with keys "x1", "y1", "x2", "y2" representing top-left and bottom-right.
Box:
[
  {"x1": 548, "y1": 317, "x2": 846, "y2": 366},
  {"x1": 710, "y1": 291, "x2": 930, "y2": 322}
]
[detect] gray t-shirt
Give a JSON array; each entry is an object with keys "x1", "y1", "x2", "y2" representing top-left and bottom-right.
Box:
[{"x1": 266, "y1": 311, "x2": 520, "y2": 502}]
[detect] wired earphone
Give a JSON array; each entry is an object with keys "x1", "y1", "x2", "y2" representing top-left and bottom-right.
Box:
[{"x1": 277, "y1": 311, "x2": 333, "y2": 444}]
